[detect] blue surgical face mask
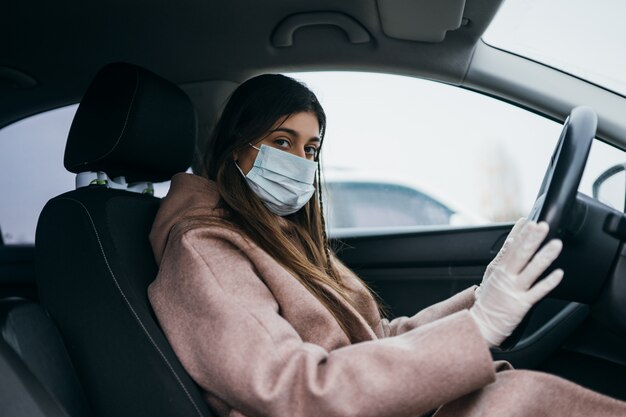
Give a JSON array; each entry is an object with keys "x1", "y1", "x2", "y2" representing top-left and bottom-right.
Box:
[{"x1": 236, "y1": 144, "x2": 318, "y2": 216}]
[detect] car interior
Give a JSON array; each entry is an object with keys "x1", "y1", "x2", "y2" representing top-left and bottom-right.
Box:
[{"x1": 3, "y1": 0, "x2": 626, "y2": 416}]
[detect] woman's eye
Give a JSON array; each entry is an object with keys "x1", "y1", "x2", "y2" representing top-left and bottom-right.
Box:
[
  {"x1": 305, "y1": 146, "x2": 319, "y2": 157},
  {"x1": 273, "y1": 138, "x2": 290, "y2": 148}
]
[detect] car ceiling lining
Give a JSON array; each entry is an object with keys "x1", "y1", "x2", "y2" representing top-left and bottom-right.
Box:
[{"x1": 0, "y1": 0, "x2": 503, "y2": 129}]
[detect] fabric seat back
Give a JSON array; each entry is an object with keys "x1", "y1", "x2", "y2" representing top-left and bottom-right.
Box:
[{"x1": 36, "y1": 63, "x2": 214, "y2": 417}]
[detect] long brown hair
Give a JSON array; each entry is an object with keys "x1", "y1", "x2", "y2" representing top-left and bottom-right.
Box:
[{"x1": 203, "y1": 74, "x2": 385, "y2": 341}]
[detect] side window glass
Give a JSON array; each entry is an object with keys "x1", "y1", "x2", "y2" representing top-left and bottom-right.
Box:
[
  {"x1": 0, "y1": 106, "x2": 77, "y2": 244},
  {"x1": 287, "y1": 72, "x2": 562, "y2": 232}
]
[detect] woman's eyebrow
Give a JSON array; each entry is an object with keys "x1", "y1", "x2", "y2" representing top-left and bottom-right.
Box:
[
  {"x1": 271, "y1": 127, "x2": 320, "y2": 142},
  {"x1": 270, "y1": 127, "x2": 297, "y2": 136}
]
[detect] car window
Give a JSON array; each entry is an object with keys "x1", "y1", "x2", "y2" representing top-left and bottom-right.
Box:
[
  {"x1": 0, "y1": 106, "x2": 77, "y2": 244},
  {"x1": 287, "y1": 71, "x2": 565, "y2": 231},
  {"x1": 288, "y1": 71, "x2": 626, "y2": 232}
]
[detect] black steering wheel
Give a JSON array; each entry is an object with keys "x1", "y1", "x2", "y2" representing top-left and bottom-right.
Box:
[
  {"x1": 528, "y1": 106, "x2": 597, "y2": 239},
  {"x1": 500, "y1": 106, "x2": 597, "y2": 350}
]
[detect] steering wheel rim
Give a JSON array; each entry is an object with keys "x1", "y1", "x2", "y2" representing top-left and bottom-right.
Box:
[
  {"x1": 500, "y1": 106, "x2": 597, "y2": 351},
  {"x1": 529, "y1": 106, "x2": 597, "y2": 238}
]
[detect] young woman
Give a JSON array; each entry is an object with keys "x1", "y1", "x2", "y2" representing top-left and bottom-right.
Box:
[{"x1": 148, "y1": 74, "x2": 626, "y2": 416}]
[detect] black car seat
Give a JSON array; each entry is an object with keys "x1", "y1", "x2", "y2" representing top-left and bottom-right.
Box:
[
  {"x1": 0, "y1": 298, "x2": 91, "y2": 417},
  {"x1": 36, "y1": 63, "x2": 215, "y2": 417},
  {"x1": 1, "y1": 223, "x2": 86, "y2": 416},
  {"x1": 0, "y1": 336, "x2": 68, "y2": 417}
]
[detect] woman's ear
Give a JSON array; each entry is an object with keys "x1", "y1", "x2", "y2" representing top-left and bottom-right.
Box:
[{"x1": 232, "y1": 150, "x2": 239, "y2": 162}]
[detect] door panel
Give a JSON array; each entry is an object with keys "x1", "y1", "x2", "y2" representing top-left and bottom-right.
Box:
[{"x1": 333, "y1": 224, "x2": 507, "y2": 317}]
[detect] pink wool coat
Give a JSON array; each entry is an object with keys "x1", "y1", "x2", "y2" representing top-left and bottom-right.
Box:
[{"x1": 148, "y1": 173, "x2": 626, "y2": 417}]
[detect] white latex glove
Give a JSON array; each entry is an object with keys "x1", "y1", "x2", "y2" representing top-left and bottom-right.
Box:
[
  {"x1": 470, "y1": 220, "x2": 564, "y2": 347},
  {"x1": 476, "y1": 217, "x2": 528, "y2": 298}
]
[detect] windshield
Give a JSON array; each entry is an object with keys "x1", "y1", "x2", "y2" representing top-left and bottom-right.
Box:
[{"x1": 483, "y1": 0, "x2": 626, "y2": 97}]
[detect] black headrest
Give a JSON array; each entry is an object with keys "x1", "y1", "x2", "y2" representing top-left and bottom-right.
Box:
[{"x1": 64, "y1": 63, "x2": 196, "y2": 183}]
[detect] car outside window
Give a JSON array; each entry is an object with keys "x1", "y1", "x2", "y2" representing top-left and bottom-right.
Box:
[
  {"x1": 0, "y1": 106, "x2": 77, "y2": 244},
  {"x1": 325, "y1": 181, "x2": 453, "y2": 229}
]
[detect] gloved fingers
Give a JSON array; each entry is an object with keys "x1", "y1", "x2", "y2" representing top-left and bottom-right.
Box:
[
  {"x1": 509, "y1": 217, "x2": 529, "y2": 240},
  {"x1": 485, "y1": 217, "x2": 528, "y2": 277},
  {"x1": 527, "y1": 268, "x2": 564, "y2": 304},
  {"x1": 518, "y1": 239, "x2": 563, "y2": 289},
  {"x1": 497, "y1": 218, "x2": 528, "y2": 259},
  {"x1": 502, "y1": 221, "x2": 550, "y2": 274}
]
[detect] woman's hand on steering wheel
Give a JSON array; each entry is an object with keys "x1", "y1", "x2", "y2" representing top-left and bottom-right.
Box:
[{"x1": 471, "y1": 220, "x2": 565, "y2": 347}]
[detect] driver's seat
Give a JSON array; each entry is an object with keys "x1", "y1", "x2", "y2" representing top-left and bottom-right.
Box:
[{"x1": 36, "y1": 63, "x2": 215, "y2": 417}]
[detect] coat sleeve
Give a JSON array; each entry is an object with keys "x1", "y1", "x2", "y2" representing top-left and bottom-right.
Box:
[
  {"x1": 148, "y1": 229, "x2": 495, "y2": 417},
  {"x1": 380, "y1": 287, "x2": 479, "y2": 337}
]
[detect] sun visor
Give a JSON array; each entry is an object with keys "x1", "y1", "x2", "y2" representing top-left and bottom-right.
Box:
[{"x1": 377, "y1": 0, "x2": 466, "y2": 42}]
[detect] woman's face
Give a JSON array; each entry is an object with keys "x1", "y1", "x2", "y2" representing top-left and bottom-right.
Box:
[{"x1": 234, "y1": 111, "x2": 321, "y2": 175}]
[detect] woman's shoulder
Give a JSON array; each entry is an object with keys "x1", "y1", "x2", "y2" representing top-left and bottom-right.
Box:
[
  {"x1": 150, "y1": 173, "x2": 243, "y2": 264},
  {"x1": 170, "y1": 216, "x2": 245, "y2": 246},
  {"x1": 163, "y1": 173, "x2": 225, "y2": 215}
]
